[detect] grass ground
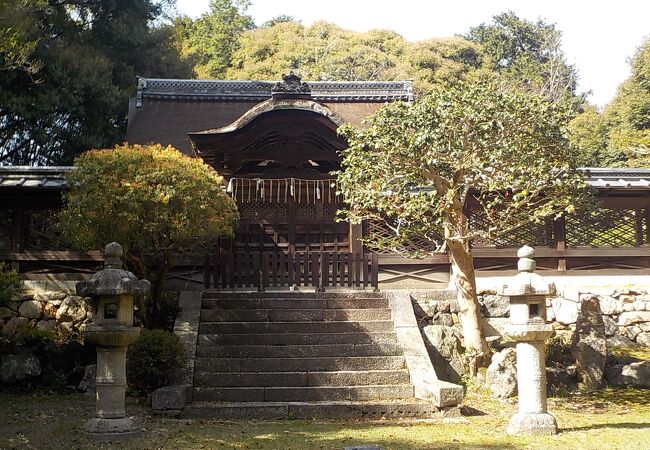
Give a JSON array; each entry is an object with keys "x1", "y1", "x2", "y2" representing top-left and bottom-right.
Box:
[{"x1": 1, "y1": 385, "x2": 648, "y2": 450}]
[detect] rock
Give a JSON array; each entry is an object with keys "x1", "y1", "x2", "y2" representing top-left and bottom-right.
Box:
[
  {"x1": 563, "y1": 288, "x2": 580, "y2": 302},
  {"x1": 607, "y1": 335, "x2": 636, "y2": 348},
  {"x1": 18, "y1": 300, "x2": 44, "y2": 319},
  {"x1": 422, "y1": 325, "x2": 466, "y2": 382},
  {"x1": 152, "y1": 384, "x2": 191, "y2": 411},
  {"x1": 480, "y1": 294, "x2": 510, "y2": 318},
  {"x1": 35, "y1": 319, "x2": 56, "y2": 331},
  {"x1": 431, "y1": 313, "x2": 454, "y2": 327},
  {"x1": 485, "y1": 348, "x2": 517, "y2": 399},
  {"x1": 625, "y1": 326, "x2": 642, "y2": 341},
  {"x1": 551, "y1": 298, "x2": 579, "y2": 325},
  {"x1": 602, "y1": 316, "x2": 617, "y2": 337},
  {"x1": 571, "y1": 297, "x2": 606, "y2": 390},
  {"x1": 77, "y1": 364, "x2": 97, "y2": 395},
  {"x1": 546, "y1": 366, "x2": 578, "y2": 393},
  {"x1": 618, "y1": 311, "x2": 650, "y2": 326},
  {"x1": 0, "y1": 352, "x2": 41, "y2": 383},
  {"x1": 1, "y1": 316, "x2": 30, "y2": 337},
  {"x1": 606, "y1": 361, "x2": 650, "y2": 388},
  {"x1": 598, "y1": 296, "x2": 623, "y2": 315},
  {"x1": 636, "y1": 332, "x2": 650, "y2": 346},
  {"x1": 58, "y1": 321, "x2": 74, "y2": 334},
  {"x1": 34, "y1": 291, "x2": 67, "y2": 303},
  {"x1": 633, "y1": 300, "x2": 646, "y2": 311},
  {"x1": 56, "y1": 296, "x2": 87, "y2": 322},
  {"x1": 482, "y1": 317, "x2": 510, "y2": 337},
  {"x1": 619, "y1": 294, "x2": 636, "y2": 303},
  {"x1": 0, "y1": 306, "x2": 15, "y2": 319},
  {"x1": 546, "y1": 306, "x2": 555, "y2": 322},
  {"x1": 640, "y1": 322, "x2": 650, "y2": 333},
  {"x1": 43, "y1": 302, "x2": 58, "y2": 319}
]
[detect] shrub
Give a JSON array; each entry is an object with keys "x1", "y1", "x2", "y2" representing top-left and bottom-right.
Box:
[
  {"x1": 126, "y1": 329, "x2": 186, "y2": 397},
  {"x1": 0, "y1": 262, "x2": 21, "y2": 306}
]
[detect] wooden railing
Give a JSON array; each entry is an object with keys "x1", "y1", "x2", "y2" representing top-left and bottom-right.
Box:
[{"x1": 203, "y1": 250, "x2": 379, "y2": 291}]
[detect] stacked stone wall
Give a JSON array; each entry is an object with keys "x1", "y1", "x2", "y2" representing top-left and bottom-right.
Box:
[{"x1": 0, "y1": 288, "x2": 92, "y2": 338}]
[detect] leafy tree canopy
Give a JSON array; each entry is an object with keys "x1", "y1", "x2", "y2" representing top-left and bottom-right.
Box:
[
  {"x1": 0, "y1": 0, "x2": 192, "y2": 165},
  {"x1": 466, "y1": 11, "x2": 580, "y2": 105},
  {"x1": 336, "y1": 78, "x2": 591, "y2": 367},
  {"x1": 177, "y1": 0, "x2": 254, "y2": 79},
  {"x1": 569, "y1": 39, "x2": 650, "y2": 167},
  {"x1": 59, "y1": 144, "x2": 238, "y2": 326},
  {"x1": 226, "y1": 20, "x2": 486, "y2": 95}
]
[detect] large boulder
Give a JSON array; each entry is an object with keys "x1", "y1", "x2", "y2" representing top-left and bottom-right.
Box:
[
  {"x1": 0, "y1": 306, "x2": 15, "y2": 320},
  {"x1": 485, "y1": 347, "x2": 517, "y2": 399},
  {"x1": 571, "y1": 297, "x2": 607, "y2": 389},
  {"x1": 618, "y1": 311, "x2": 650, "y2": 326},
  {"x1": 1, "y1": 316, "x2": 30, "y2": 337},
  {"x1": 422, "y1": 324, "x2": 466, "y2": 383},
  {"x1": 480, "y1": 294, "x2": 510, "y2": 318},
  {"x1": 605, "y1": 360, "x2": 650, "y2": 388},
  {"x1": 0, "y1": 352, "x2": 41, "y2": 383},
  {"x1": 551, "y1": 298, "x2": 579, "y2": 325},
  {"x1": 18, "y1": 300, "x2": 43, "y2": 319},
  {"x1": 77, "y1": 364, "x2": 97, "y2": 395},
  {"x1": 56, "y1": 296, "x2": 87, "y2": 322},
  {"x1": 598, "y1": 296, "x2": 623, "y2": 315}
]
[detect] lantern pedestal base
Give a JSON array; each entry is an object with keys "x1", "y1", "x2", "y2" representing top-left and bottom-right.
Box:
[
  {"x1": 84, "y1": 417, "x2": 141, "y2": 440},
  {"x1": 507, "y1": 412, "x2": 558, "y2": 436}
]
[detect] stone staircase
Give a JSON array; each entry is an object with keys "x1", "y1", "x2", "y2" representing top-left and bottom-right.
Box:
[{"x1": 183, "y1": 291, "x2": 445, "y2": 419}]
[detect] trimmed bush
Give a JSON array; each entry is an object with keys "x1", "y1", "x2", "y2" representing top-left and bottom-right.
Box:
[
  {"x1": 126, "y1": 329, "x2": 186, "y2": 397},
  {"x1": 0, "y1": 262, "x2": 21, "y2": 306}
]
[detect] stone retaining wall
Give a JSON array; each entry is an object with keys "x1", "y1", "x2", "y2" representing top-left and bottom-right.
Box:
[
  {"x1": 410, "y1": 288, "x2": 650, "y2": 383},
  {"x1": 0, "y1": 287, "x2": 92, "y2": 338}
]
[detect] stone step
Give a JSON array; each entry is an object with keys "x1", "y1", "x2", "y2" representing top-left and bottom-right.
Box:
[
  {"x1": 202, "y1": 291, "x2": 384, "y2": 300},
  {"x1": 194, "y1": 369, "x2": 411, "y2": 388},
  {"x1": 200, "y1": 308, "x2": 392, "y2": 323},
  {"x1": 195, "y1": 343, "x2": 403, "y2": 358},
  {"x1": 198, "y1": 332, "x2": 399, "y2": 346},
  {"x1": 193, "y1": 385, "x2": 414, "y2": 402},
  {"x1": 201, "y1": 297, "x2": 389, "y2": 310},
  {"x1": 194, "y1": 356, "x2": 406, "y2": 372},
  {"x1": 183, "y1": 401, "x2": 445, "y2": 420},
  {"x1": 199, "y1": 320, "x2": 395, "y2": 335}
]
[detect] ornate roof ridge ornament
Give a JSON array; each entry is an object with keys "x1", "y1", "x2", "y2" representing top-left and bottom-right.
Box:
[{"x1": 271, "y1": 71, "x2": 312, "y2": 99}]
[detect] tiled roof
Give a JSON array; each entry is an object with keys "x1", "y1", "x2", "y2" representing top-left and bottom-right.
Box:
[
  {"x1": 0, "y1": 166, "x2": 71, "y2": 190},
  {"x1": 2, "y1": 166, "x2": 649, "y2": 191},
  {"x1": 582, "y1": 168, "x2": 650, "y2": 189},
  {"x1": 135, "y1": 78, "x2": 415, "y2": 106}
]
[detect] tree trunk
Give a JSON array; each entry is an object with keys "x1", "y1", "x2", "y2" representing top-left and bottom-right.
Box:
[{"x1": 447, "y1": 239, "x2": 491, "y2": 376}]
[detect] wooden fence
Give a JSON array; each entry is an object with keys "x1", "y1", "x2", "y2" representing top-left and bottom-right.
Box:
[{"x1": 203, "y1": 250, "x2": 379, "y2": 291}]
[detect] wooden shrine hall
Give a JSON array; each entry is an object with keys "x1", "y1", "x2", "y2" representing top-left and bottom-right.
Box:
[{"x1": 2, "y1": 75, "x2": 650, "y2": 289}]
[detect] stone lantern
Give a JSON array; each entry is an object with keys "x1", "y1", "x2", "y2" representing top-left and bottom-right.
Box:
[
  {"x1": 77, "y1": 242, "x2": 150, "y2": 440},
  {"x1": 499, "y1": 245, "x2": 558, "y2": 436}
]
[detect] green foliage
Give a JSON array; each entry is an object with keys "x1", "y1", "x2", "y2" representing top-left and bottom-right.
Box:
[
  {"x1": 178, "y1": 0, "x2": 254, "y2": 78},
  {"x1": 0, "y1": 0, "x2": 193, "y2": 165},
  {"x1": 0, "y1": 262, "x2": 21, "y2": 306},
  {"x1": 0, "y1": 327, "x2": 95, "y2": 390},
  {"x1": 466, "y1": 11, "x2": 580, "y2": 105},
  {"x1": 126, "y1": 329, "x2": 186, "y2": 397},
  {"x1": 568, "y1": 105, "x2": 607, "y2": 166},
  {"x1": 337, "y1": 77, "x2": 591, "y2": 254},
  {"x1": 601, "y1": 39, "x2": 650, "y2": 167},
  {"x1": 226, "y1": 20, "x2": 485, "y2": 91},
  {"x1": 59, "y1": 144, "x2": 238, "y2": 326}
]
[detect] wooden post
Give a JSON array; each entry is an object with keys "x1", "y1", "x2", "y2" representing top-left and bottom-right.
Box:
[
  {"x1": 554, "y1": 215, "x2": 567, "y2": 271},
  {"x1": 635, "y1": 209, "x2": 644, "y2": 246},
  {"x1": 349, "y1": 222, "x2": 363, "y2": 255},
  {"x1": 10, "y1": 207, "x2": 24, "y2": 251},
  {"x1": 203, "y1": 252, "x2": 211, "y2": 289},
  {"x1": 371, "y1": 252, "x2": 379, "y2": 292}
]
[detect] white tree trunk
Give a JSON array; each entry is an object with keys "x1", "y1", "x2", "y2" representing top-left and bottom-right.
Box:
[{"x1": 447, "y1": 239, "x2": 491, "y2": 375}]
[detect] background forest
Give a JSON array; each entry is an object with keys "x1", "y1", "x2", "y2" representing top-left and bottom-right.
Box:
[{"x1": 1, "y1": 0, "x2": 648, "y2": 167}]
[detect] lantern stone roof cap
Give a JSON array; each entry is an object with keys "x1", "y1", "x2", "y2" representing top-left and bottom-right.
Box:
[
  {"x1": 76, "y1": 243, "x2": 150, "y2": 297},
  {"x1": 498, "y1": 246, "x2": 556, "y2": 297}
]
